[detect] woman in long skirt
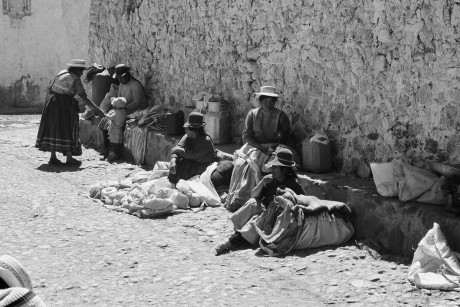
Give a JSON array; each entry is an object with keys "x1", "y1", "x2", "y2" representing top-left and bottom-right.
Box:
[{"x1": 35, "y1": 59, "x2": 100, "y2": 165}]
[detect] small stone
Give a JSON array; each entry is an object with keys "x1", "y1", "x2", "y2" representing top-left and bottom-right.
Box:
[
  {"x1": 368, "y1": 274, "x2": 381, "y2": 282},
  {"x1": 350, "y1": 279, "x2": 371, "y2": 288}
]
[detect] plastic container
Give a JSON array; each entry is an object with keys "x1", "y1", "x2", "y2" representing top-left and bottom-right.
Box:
[
  {"x1": 195, "y1": 100, "x2": 206, "y2": 113},
  {"x1": 301, "y1": 132, "x2": 332, "y2": 173},
  {"x1": 204, "y1": 111, "x2": 231, "y2": 144},
  {"x1": 208, "y1": 100, "x2": 222, "y2": 113},
  {"x1": 165, "y1": 111, "x2": 185, "y2": 135}
]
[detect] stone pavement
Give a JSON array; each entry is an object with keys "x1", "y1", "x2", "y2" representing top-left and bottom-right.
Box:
[{"x1": 0, "y1": 115, "x2": 457, "y2": 307}]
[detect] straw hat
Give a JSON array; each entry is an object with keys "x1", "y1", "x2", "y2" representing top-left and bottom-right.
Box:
[
  {"x1": 113, "y1": 64, "x2": 130, "y2": 79},
  {"x1": 183, "y1": 112, "x2": 206, "y2": 128},
  {"x1": 66, "y1": 59, "x2": 87, "y2": 69},
  {"x1": 0, "y1": 255, "x2": 32, "y2": 290},
  {"x1": 254, "y1": 86, "x2": 279, "y2": 98},
  {"x1": 265, "y1": 148, "x2": 296, "y2": 169},
  {"x1": 0, "y1": 287, "x2": 46, "y2": 307}
]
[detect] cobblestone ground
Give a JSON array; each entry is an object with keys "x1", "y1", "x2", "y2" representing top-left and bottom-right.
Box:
[{"x1": 0, "y1": 115, "x2": 458, "y2": 307}]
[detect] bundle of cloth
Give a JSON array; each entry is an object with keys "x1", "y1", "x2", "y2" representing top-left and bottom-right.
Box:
[
  {"x1": 253, "y1": 188, "x2": 355, "y2": 256},
  {"x1": 88, "y1": 161, "x2": 230, "y2": 218},
  {"x1": 126, "y1": 105, "x2": 169, "y2": 130}
]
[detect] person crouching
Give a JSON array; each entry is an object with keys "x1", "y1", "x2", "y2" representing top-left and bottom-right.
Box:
[{"x1": 104, "y1": 97, "x2": 127, "y2": 163}]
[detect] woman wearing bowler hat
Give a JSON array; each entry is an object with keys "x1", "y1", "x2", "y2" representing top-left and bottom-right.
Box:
[
  {"x1": 35, "y1": 59, "x2": 99, "y2": 166},
  {"x1": 215, "y1": 147, "x2": 305, "y2": 255},
  {"x1": 113, "y1": 64, "x2": 147, "y2": 114},
  {"x1": 168, "y1": 112, "x2": 217, "y2": 184}
]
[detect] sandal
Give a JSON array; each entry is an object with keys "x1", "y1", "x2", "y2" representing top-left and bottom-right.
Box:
[
  {"x1": 66, "y1": 158, "x2": 81, "y2": 166},
  {"x1": 48, "y1": 157, "x2": 63, "y2": 165}
]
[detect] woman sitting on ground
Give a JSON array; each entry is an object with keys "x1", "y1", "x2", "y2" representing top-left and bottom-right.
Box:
[
  {"x1": 215, "y1": 148, "x2": 305, "y2": 255},
  {"x1": 168, "y1": 112, "x2": 217, "y2": 184},
  {"x1": 225, "y1": 85, "x2": 297, "y2": 212}
]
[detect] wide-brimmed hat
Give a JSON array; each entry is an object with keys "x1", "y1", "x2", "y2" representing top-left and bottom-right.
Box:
[
  {"x1": 265, "y1": 148, "x2": 296, "y2": 169},
  {"x1": 0, "y1": 255, "x2": 32, "y2": 290},
  {"x1": 254, "y1": 86, "x2": 279, "y2": 98},
  {"x1": 0, "y1": 287, "x2": 46, "y2": 307},
  {"x1": 183, "y1": 112, "x2": 206, "y2": 128},
  {"x1": 66, "y1": 59, "x2": 87, "y2": 69},
  {"x1": 113, "y1": 64, "x2": 131, "y2": 79}
]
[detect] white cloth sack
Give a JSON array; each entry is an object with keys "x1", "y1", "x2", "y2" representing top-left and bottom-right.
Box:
[
  {"x1": 294, "y1": 212, "x2": 355, "y2": 250},
  {"x1": 199, "y1": 162, "x2": 220, "y2": 199},
  {"x1": 408, "y1": 223, "x2": 460, "y2": 291},
  {"x1": 370, "y1": 162, "x2": 399, "y2": 197}
]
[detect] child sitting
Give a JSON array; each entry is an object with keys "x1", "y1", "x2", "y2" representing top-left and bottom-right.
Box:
[{"x1": 104, "y1": 97, "x2": 127, "y2": 163}]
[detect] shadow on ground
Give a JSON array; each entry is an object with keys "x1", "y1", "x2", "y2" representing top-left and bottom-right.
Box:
[{"x1": 37, "y1": 163, "x2": 83, "y2": 173}]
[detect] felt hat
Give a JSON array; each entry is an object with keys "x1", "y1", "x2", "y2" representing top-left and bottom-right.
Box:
[
  {"x1": 0, "y1": 287, "x2": 46, "y2": 307},
  {"x1": 0, "y1": 255, "x2": 33, "y2": 290},
  {"x1": 113, "y1": 64, "x2": 130, "y2": 79},
  {"x1": 254, "y1": 85, "x2": 279, "y2": 98},
  {"x1": 66, "y1": 59, "x2": 87, "y2": 69},
  {"x1": 183, "y1": 112, "x2": 206, "y2": 128},
  {"x1": 265, "y1": 148, "x2": 296, "y2": 168}
]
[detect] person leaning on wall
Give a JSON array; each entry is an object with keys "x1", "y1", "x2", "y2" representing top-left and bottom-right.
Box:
[{"x1": 89, "y1": 65, "x2": 121, "y2": 159}]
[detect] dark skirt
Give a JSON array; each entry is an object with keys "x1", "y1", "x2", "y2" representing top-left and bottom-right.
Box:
[
  {"x1": 168, "y1": 158, "x2": 210, "y2": 184},
  {"x1": 35, "y1": 93, "x2": 82, "y2": 156}
]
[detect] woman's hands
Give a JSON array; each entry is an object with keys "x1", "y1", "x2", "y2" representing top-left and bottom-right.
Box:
[{"x1": 259, "y1": 144, "x2": 276, "y2": 156}]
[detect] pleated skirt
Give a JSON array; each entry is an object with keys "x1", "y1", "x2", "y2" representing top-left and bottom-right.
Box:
[{"x1": 35, "y1": 93, "x2": 82, "y2": 156}]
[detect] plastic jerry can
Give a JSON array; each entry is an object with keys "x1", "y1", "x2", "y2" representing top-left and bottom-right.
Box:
[
  {"x1": 301, "y1": 132, "x2": 332, "y2": 173},
  {"x1": 165, "y1": 111, "x2": 185, "y2": 135}
]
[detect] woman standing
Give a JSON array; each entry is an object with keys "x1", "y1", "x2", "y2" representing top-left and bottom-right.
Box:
[
  {"x1": 168, "y1": 112, "x2": 217, "y2": 184},
  {"x1": 35, "y1": 59, "x2": 97, "y2": 165}
]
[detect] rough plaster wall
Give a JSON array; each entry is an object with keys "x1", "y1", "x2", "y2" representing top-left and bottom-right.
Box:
[
  {"x1": 90, "y1": 0, "x2": 460, "y2": 174},
  {"x1": 0, "y1": 0, "x2": 90, "y2": 110}
]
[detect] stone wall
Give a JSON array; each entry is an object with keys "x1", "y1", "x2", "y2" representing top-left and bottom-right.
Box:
[
  {"x1": 89, "y1": 0, "x2": 460, "y2": 174},
  {"x1": 0, "y1": 0, "x2": 90, "y2": 112}
]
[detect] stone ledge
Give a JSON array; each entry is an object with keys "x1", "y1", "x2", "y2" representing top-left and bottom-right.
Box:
[
  {"x1": 297, "y1": 172, "x2": 460, "y2": 256},
  {"x1": 80, "y1": 119, "x2": 459, "y2": 256}
]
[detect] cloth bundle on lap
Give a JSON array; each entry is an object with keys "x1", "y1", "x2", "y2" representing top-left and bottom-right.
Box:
[
  {"x1": 254, "y1": 188, "x2": 354, "y2": 256},
  {"x1": 225, "y1": 144, "x2": 270, "y2": 212}
]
